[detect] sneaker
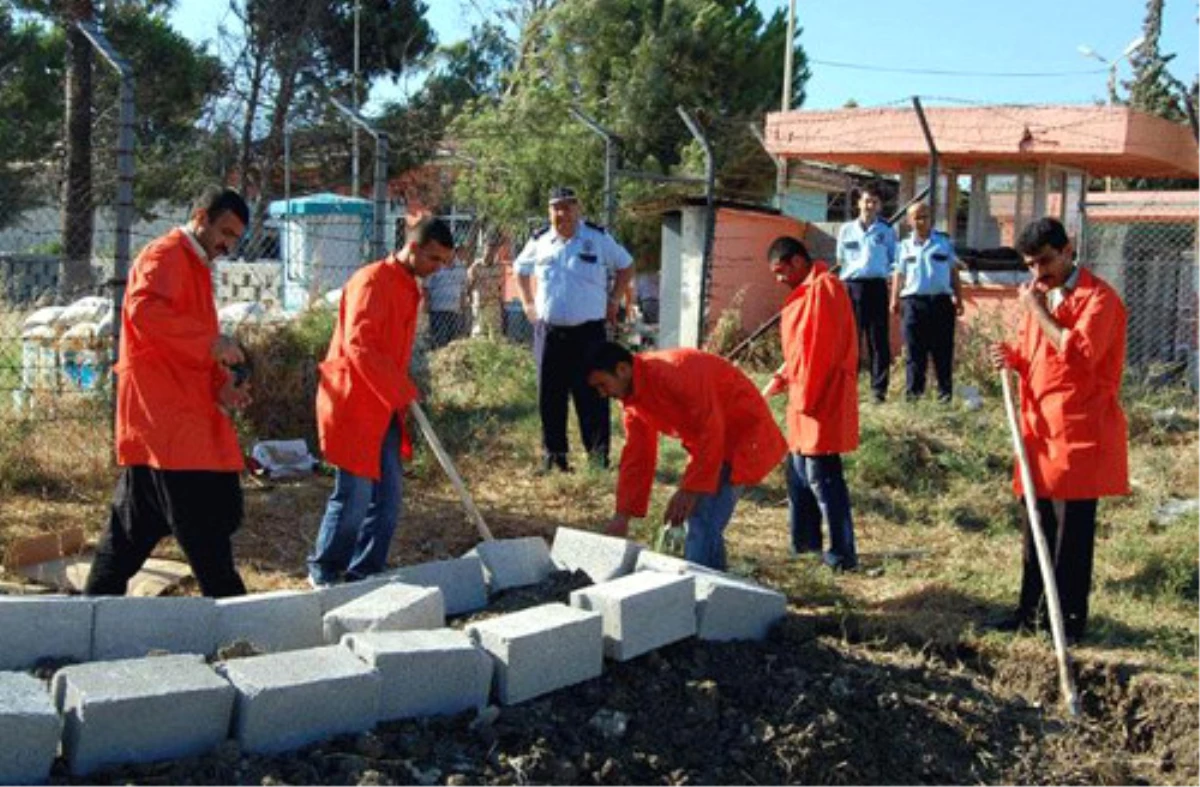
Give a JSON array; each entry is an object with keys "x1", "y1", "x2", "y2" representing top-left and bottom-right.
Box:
[{"x1": 307, "y1": 574, "x2": 334, "y2": 590}]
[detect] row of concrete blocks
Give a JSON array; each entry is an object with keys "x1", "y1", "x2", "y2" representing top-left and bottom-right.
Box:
[{"x1": 0, "y1": 529, "x2": 787, "y2": 783}]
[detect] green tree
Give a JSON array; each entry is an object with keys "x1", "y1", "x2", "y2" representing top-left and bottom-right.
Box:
[
  {"x1": 1126, "y1": 0, "x2": 1198, "y2": 139},
  {"x1": 450, "y1": 0, "x2": 810, "y2": 239}
]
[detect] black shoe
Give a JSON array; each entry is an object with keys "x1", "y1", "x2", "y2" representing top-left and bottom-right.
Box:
[
  {"x1": 536, "y1": 454, "x2": 573, "y2": 476},
  {"x1": 872, "y1": 393, "x2": 886, "y2": 404},
  {"x1": 987, "y1": 611, "x2": 1035, "y2": 634}
]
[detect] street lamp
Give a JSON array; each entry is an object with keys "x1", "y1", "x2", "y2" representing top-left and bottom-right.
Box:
[{"x1": 1077, "y1": 35, "x2": 1146, "y2": 105}]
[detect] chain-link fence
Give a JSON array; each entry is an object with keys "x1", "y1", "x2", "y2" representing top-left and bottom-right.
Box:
[{"x1": 1083, "y1": 195, "x2": 1198, "y2": 383}]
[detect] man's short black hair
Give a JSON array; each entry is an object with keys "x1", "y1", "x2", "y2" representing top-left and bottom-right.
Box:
[
  {"x1": 856, "y1": 184, "x2": 884, "y2": 202},
  {"x1": 193, "y1": 187, "x2": 250, "y2": 226},
  {"x1": 767, "y1": 236, "x2": 811, "y2": 263},
  {"x1": 1015, "y1": 217, "x2": 1071, "y2": 255},
  {"x1": 407, "y1": 215, "x2": 455, "y2": 250},
  {"x1": 584, "y1": 341, "x2": 634, "y2": 375}
]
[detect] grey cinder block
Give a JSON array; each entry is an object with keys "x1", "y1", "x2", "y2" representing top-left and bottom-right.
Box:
[
  {"x1": 0, "y1": 596, "x2": 93, "y2": 671},
  {"x1": 91, "y1": 597, "x2": 217, "y2": 661},
  {"x1": 467, "y1": 603, "x2": 602, "y2": 705},
  {"x1": 634, "y1": 551, "x2": 786, "y2": 641},
  {"x1": 467, "y1": 537, "x2": 555, "y2": 592},
  {"x1": 322, "y1": 583, "x2": 444, "y2": 643},
  {"x1": 52, "y1": 654, "x2": 234, "y2": 776},
  {"x1": 315, "y1": 576, "x2": 392, "y2": 614},
  {"x1": 216, "y1": 590, "x2": 324, "y2": 654},
  {"x1": 0, "y1": 671, "x2": 61, "y2": 785},
  {"x1": 570, "y1": 571, "x2": 696, "y2": 661},
  {"x1": 385, "y1": 556, "x2": 488, "y2": 615},
  {"x1": 551, "y1": 527, "x2": 643, "y2": 582},
  {"x1": 342, "y1": 629, "x2": 492, "y2": 721},
  {"x1": 218, "y1": 646, "x2": 381, "y2": 754}
]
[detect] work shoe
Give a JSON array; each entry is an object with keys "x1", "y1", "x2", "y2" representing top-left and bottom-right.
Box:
[
  {"x1": 535, "y1": 454, "x2": 573, "y2": 476},
  {"x1": 985, "y1": 611, "x2": 1036, "y2": 634}
]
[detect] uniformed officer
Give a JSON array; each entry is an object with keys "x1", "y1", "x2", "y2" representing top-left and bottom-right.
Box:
[
  {"x1": 836, "y1": 185, "x2": 897, "y2": 403},
  {"x1": 889, "y1": 201, "x2": 964, "y2": 402},
  {"x1": 515, "y1": 186, "x2": 634, "y2": 473}
]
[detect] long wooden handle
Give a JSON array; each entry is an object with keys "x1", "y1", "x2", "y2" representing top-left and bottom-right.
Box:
[
  {"x1": 1000, "y1": 370, "x2": 1080, "y2": 718},
  {"x1": 408, "y1": 401, "x2": 495, "y2": 542}
]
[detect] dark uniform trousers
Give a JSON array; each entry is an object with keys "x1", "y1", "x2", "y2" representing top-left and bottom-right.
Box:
[
  {"x1": 534, "y1": 319, "x2": 610, "y2": 468},
  {"x1": 1018, "y1": 498, "x2": 1098, "y2": 639},
  {"x1": 85, "y1": 466, "x2": 247, "y2": 598},
  {"x1": 844, "y1": 279, "x2": 890, "y2": 400},
  {"x1": 900, "y1": 294, "x2": 956, "y2": 401}
]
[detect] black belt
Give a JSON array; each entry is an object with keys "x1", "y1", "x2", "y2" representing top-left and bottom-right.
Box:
[{"x1": 546, "y1": 319, "x2": 604, "y2": 334}]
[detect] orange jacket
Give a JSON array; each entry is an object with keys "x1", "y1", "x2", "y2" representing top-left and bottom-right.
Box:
[
  {"x1": 779, "y1": 262, "x2": 859, "y2": 455},
  {"x1": 615, "y1": 349, "x2": 787, "y2": 517},
  {"x1": 317, "y1": 259, "x2": 421, "y2": 480},
  {"x1": 115, "y1": 228, "x2": 242, "y2": 471},
  {"x1": 1002, "y1": 267, "x2": 1129, "y2": 499}
]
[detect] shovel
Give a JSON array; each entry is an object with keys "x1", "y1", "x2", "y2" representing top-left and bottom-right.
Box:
[
  {"x1": 1000, "y1": 369, "x2": 1080, "y2": 718},
  {"x1": 408, "y1": 401, "x2": 494, "y2": 542}
]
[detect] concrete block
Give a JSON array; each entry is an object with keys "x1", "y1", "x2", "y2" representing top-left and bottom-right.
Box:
[
  {"x1": 467, "y1": 603, "x2": 602, "y2": 705},
  {"x1": 91, "y1": 597, "x2": 217, "y2": 661},
  {"x1": 0, "y1": 671, "x2": 60, "y2": 785},
  {"x1": 218, "y1": 646, "x2": 381, "y2": 754},
  {"x1": 322, "y1": 583, "x2": 443, "y2": 643},
  {"x1": 570, "y1": 571, "x2": 695, "y2": 661},
  {"x1": 52, "y1": 654, "x2": 234, "y2": 776},
  {"x1": 216, "y1": 590, "x2": 324, "y2": 654},
  {"x1": 0, "y1": 596, "x2": 93, "y2": 670},
  {"x1": 385, "y1": 556, "x2": 487, "y2": 615},
  {"x1": 466, "y1": 537, "x2": 554, "y2": 592},
  {"x1": 342, "y1": 629, "x2": 492, "y2": 721},
  {"x1": 635, "y1": 552, "x2": 786, "y2": 641},
  {"x1": 551, "y1": 527, "x2": 643, "y2": 582},
  {"x1": 315, "y1": 576, "x2": 391, "y2": 614}
]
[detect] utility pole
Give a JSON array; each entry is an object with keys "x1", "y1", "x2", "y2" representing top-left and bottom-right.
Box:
[
  {"x1": 777, "y1": 0, "x2": 796, "y2": 208},
  {"x1": 352, "y1": 0, "x2": 361, "y2": 197}
]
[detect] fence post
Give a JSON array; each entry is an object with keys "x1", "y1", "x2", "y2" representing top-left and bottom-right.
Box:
[
  {"x1": 76, "y1": 21, "x2": 134, "y2": 426},
  {"x1": 331, "y1": 98, "x2": 388, "y2": 260},
  {"x1": 677, "y1": 106, "x2": 715, "y2": 346}
]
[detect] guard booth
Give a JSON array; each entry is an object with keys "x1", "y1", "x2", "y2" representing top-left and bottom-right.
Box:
[{"x1": 269, "y1": 193, "x2": 373, "y2": 313}]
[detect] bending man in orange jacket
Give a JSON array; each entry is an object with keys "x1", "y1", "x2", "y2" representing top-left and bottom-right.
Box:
[
  {"x1": 86, "y1": 187, "x2": 252, "y2": 598},
  {"x1": 763, "y1": 236, "x2": 861, "y2": 572},
  {"x1": 307, "y1": 216, "x2": 455, "y2": 587},
  {"x1": 585, "y1": 342, "x2": 787, "y2": 570},
  {"x1": 989, "y1": 217, "x2": 1129, "y2": 643}
]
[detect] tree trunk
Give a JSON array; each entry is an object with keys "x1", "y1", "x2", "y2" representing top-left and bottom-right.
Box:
[
  {"x1": 60, "y1": 12, "x2": 96, "y2": 299},
  {"x1": 236, "y1": 46, "x2": 265, "y2": 191}
]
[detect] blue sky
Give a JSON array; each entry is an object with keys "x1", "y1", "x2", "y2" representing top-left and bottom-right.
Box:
[{"x1": 169, "y1": 0, "x2": 1199, "y2": 113}]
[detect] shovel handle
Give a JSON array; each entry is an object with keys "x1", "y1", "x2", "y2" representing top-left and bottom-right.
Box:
[{"x1": 408, "y1": 401, "x2": 494, "y2": 542}]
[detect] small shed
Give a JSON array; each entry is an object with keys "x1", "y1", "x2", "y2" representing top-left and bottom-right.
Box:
[{"x1": 268, "y1": 193, "x2": 373, "y2": 312}]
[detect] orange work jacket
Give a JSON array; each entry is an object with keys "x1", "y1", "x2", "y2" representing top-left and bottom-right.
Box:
[
  {"x1": 779, "y1": 262, "x2": 859, "y2": 455},
  {"x1": 1002, "y1": 267, "x2": 1129, "y2": 500},
  {"x1": 115, "y1": 228, "x2": 243, "y2": 471},
  {"x1": 615, "y1": 349, "x2": 787, "y2": 517},
  {"x1": 316, "y1": 259, "x2": 421, "y2": 480}
]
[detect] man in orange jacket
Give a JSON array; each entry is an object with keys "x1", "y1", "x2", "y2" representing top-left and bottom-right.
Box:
[
  {"x1": 85, "y1": 187, "x2": 252, "y2": 598},
  {"x1": 585, "y1": 342, "x2": 787, "y2": 570},
  {"x1": 307, "y1": 216, "x2": 455, "y2": 587},
  {"x1": 763, "y1": 236, "x2": 861, "y2": 571},
  {"x1": 989, "y1": 217, "x2": 1129, "y2": 643}
]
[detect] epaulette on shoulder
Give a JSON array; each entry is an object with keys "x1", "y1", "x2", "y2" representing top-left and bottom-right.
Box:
[
  {"x1": 531, "y1": 224, "x2": 551, "y2": 239},
  {"x1": 583, "y1": 219, "x2": 608, "y2": 234}
]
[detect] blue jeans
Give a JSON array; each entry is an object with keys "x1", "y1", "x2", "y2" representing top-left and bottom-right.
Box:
[
  {"x1": 684, "y1": 463, "x2": 743, "y2": 571},
  {"x1": 786, "y1": 453, "x2": 857, "y2": 569},
  {"x1": 308, "y1": 415, "x2": 403, "y2": 583}
]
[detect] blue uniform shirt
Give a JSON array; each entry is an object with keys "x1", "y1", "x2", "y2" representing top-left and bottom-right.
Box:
[
  {"x1": 896, "y1": 231, "x2": 958, "y2": 297},
  {"x1": 514, "y1": 221, "x2": 633, "y2": 326},
  {"x1": 837, "y1": 218, "x2": 897, "y2": 280}
]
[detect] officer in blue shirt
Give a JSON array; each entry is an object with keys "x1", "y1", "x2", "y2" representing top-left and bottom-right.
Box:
[
  {"x1": 836, "y1": 185, "x2": 897, "y2": 403},
  {"x1": 515, "y1": 186, "x2": 634, "y2": 473},
  {"x1": 889, "y1": 201, "x2": 964, "y2": 402}
]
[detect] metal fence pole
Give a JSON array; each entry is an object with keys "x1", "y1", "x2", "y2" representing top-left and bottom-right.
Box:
[
  {"x1": 77, "y1": 22, "x2": 134, "y2": 424},
  {"x1": 912, "y1": 96, "x2": 939, "y2": 228},
  {"x1": 331, "y1": 98, "x2": 388, "y2": 260}
]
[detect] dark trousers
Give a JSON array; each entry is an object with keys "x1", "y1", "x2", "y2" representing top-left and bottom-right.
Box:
[
  {"x1": 534, "y1": 319, "x2": 610, "y2": 467},
  {"x1": 1017, "y1": 498, "x2": 1098, "y2": 638},
  {"x1": 901, "y1": 294, "x2": 955, "y2": 401},
  {"x1": 85, "y1": 466, "x2": 247, "y2": 598},
  {"x1": 786, "y1": 453, "x2": 857, "y2": 569},
  {"x1": 845, "y1": 279, "x2": 890, "y2": 400}
]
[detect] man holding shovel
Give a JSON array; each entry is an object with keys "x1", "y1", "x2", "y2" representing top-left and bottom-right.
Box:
[
  {"x1": 585, "y1": 342, "x2": 786, "y2": 570},
  {"x1": 989, "y1": 217, "x2": 1129, "y2": 643},
  {"x1": 308, "y1": 216, "x2": 455, "y2": 587}
]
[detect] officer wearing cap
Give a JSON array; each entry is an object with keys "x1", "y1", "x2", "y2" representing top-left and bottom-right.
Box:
[
  {"x1": 889, "y1": 201, "x2": 964, "y2": 402},
  {"x1": 515, "y1": 186, "x2": 634, "y2": 473},
  {"x1": 836, "y1": 185, "x2": 897, "y2": 403}
]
